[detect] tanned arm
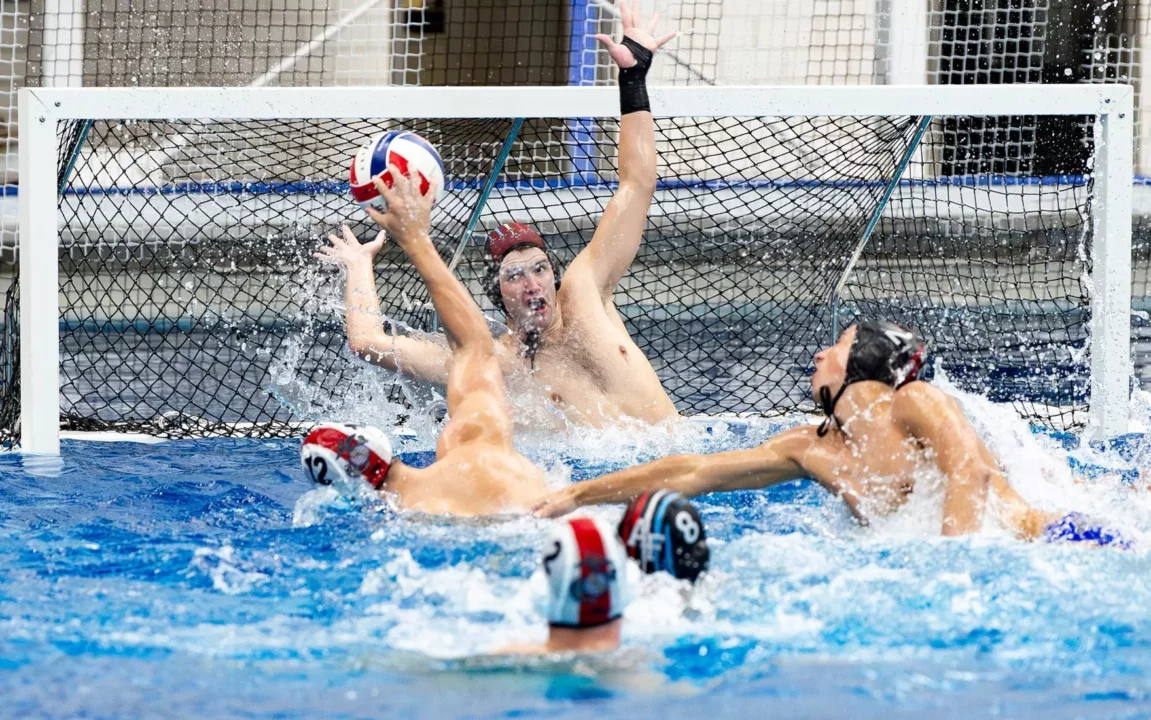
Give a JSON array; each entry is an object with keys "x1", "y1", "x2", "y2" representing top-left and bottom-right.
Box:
[
  {"x1": 316, "y1": 225, "x2": 451, "y2": 384},
  {"x1": 366, "y1": 172, "x2": 491, "y2": 355},
  {"x1": 563, "y1": 1, "x2": 675, "y2": 303},
  {"x1": 367, "y1": 167, "x2": 510, "y2": 430},
  {"x1": 892, "y1": 383, "x2": 993, "y2": 536},
  {"x1": 534, "y1": 426, "x2": 814, "y2": 518}
]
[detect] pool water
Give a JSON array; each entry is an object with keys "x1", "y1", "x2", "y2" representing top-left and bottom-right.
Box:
[{"x1": 4, "y1": 410, "x2": 1151, "y2": 719}]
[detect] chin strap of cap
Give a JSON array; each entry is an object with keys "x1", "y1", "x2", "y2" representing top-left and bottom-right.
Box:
[{"x1": 817, "y1": 384, "x2": 848, "y2": 437}]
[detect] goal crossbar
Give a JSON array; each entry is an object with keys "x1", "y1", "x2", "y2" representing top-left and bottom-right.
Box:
[{"x1": 17, "y1": 84, "x2": 1135, "y2": 453}]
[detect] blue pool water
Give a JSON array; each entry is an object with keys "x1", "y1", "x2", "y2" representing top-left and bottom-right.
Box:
[{"x1": 3, "y1": 421, "x2": 1151, "y2": 719}]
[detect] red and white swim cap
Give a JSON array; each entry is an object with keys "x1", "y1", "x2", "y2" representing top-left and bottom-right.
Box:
[
  {"x1": 542, "y1": 517, "x2": 630, "y2": 628},
  {"x1": 300, "y1": 422, "x2": 393, "y2": 497}
]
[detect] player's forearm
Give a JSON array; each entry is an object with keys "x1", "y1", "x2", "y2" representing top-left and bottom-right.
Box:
[
  {"x1": 616, "y1": 35, "x2": 658, "y2": 192},
  {"x1": 617, "y1": 111, "x2": 657, "y2": 195},
  {"x1": 988, "y1": 470, "x2": 1053, "y2": 540},
  {"x1": 401, "y1": 234, "x2": 490, "y2": 351},
  {"x1": 571, "y1": 455, "x2": 706, "y2": 508},
  {"x1": 343, "y1": 256, "x2": 386, "y2": 357}
]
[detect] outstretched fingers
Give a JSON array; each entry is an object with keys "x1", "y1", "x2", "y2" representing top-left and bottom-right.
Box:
[
  {"x1": 314, "y1": 224, "x2": 348, "y2": 262},
  {"x1": 618, "y1": 0, "x2": 633, "y2": 30},
  {"x1": 646, "y1": 11, "x2": 660, "y2": 34}
]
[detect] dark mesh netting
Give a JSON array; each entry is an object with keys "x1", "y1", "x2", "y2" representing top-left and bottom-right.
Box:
[
  {"x1": 51, "y1": 117, "x2": 515, "y2": 437},
  {"x1": 837, "y1": 119, "x2": 1093, "y2": 427},
  {"x1": 0, "y1": 112, "x2": 1096, "y2": 442}
]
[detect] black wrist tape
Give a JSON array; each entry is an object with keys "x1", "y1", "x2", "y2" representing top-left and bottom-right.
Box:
[{"x1": 618, "y1": 37, "x2": 653, "y2": 115}]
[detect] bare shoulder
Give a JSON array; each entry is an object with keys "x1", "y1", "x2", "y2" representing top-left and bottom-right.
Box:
[
  {"x1": 773, "y1": 423, "x2": 821, "y2": 449},
  {"x1": 890, "y1": 382, "x2": 970, "y2": 438},
  {"x1": 557, "y1": 268, "x2": 599, "y2": 306},
  {"x1": 750, "y1": 423, "x2": 821, "y2": 463},
  {"x1": 890, "y1": 381, "x2": 952, "y2": 417},
  {"x1": 438, "y1": 392, "x2": 514, "y2": 454},
  {"x1": 557, "y1": 255, "x2": 614, "y2": 314}
]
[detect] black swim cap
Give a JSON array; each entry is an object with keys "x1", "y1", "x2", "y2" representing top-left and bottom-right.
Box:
[
  {"x1": 818, "y1": 319, "x2": 926, "y2": 436},
  {"x1": 845, "y1": 320, "x2": 926, "y2": 388},
  {"x1": 618, "y1": 490, "x2": 709, "y2": 583}
]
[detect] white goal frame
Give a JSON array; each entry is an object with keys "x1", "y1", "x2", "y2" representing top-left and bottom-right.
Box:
[{"x1": 18, "y1": 85, "x2": 1134, "y2": 454}]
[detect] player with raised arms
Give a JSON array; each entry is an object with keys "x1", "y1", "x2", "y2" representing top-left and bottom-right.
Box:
[
  {"x1": 321, "y1": 0, "x2": 679, "y2": 429},
  {"x1": 535, "y1": 320, "x2": 1130, "y2": 546},
  {"x1": 307, "y1": 166, "x2": 548, "y2": 516}
]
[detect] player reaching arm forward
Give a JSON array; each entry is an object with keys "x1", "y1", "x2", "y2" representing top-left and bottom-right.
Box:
[
  {"x1": 311, "y1": 167, "x2": 548, "y2": 517},
  {"x1": 535, "y1": 321, "x2": 1130, "y2": 546},
  {"x1": 319, "y1": 0, "x2": 678, "y2": 428}
]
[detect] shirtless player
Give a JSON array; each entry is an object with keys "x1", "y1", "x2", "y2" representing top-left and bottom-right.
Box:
[
  {"x1": 309, "y1": 167, "x2": 547, "y2": 517},
  {"x1": 322, "y1": 0, "x2": 678, "y2": 428},
  {"x1": 536, "y1": 320, "x2": 1126, "y2": 545}
]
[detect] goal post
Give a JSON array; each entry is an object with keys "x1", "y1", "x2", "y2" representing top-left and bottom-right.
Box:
[{"x1": 16, "y1": 84, "x2": 1135, "y2": 454}]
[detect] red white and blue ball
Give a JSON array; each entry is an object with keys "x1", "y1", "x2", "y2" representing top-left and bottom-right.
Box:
[{"x1": 349, "y1": 131, "x2": 446, "y2": 211}]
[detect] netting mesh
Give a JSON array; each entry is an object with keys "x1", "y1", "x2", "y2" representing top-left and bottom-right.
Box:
[
  {"x1": 0, "y1": 111, "x2": 1096, "y2": 444},
  {"x1": 843, "y1": 145, "x2": 1092, "y2": 426}
]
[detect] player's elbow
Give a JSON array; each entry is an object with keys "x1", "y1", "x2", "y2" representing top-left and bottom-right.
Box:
[
  {"x1": 671, "y1": 455, "x2": 711, "y2": 496},
  {"x1": 347, "y1": 336, "x2": 398, "y2": 370},
  {"x1": 345, "y1": 333, "x2": 368, "y2": 356},
  {"x1": 620, "y1": 172, "x2": 657, "y2": 198},
  {"x1": 346, "y1": 334, "x2": 374, "y2": 358}
]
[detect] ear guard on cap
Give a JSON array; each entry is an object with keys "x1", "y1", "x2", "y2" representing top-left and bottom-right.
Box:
[
  {"x1": 542, "y1": 516, "x2": 630, "y2": 628},
  {"x1": 301, "y1": 422, "x2": 393, "y2": 498}
]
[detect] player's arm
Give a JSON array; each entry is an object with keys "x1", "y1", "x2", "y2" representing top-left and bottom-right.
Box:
[
  {"x1": 534, "y1": 426, "x2": 814, "y2": 518},
  {"x1": 366, "y1": 165, "x2": 511, "y2": 438},
  {"x1": 892, "y1": 383, "x2": 993, "y2": 536},
  {"x1": 315, "y1": 225, "x2": 452, "y2": 385},
  {"x1": 563, "y1": 1, "x2": 675, "y2": 303},
  {"x1": 365, "y1": 171, "x2": 491, "y2": 356}
]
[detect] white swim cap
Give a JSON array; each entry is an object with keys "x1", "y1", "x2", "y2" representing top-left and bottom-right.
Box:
[
  {"x1": 542, "y1": 517, "x2": 630, "y2": 628},
  {"x1": 300, "y1": 422, "x2": 393, "y2": 497}
]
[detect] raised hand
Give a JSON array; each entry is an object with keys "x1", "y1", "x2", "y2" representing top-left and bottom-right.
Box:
[
  {"x1": 315, "y1": 224, "x2": 386, "y2": 268},
  {"x1": 595, "y1": 0, "x2": 676, "y2": 68},
  {"x1": 366, "y1": 164, "x2": 438, "y2": 249}
]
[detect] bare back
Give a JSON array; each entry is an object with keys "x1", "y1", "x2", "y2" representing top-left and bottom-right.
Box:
[
  {"x1": 796, "y1": 382, "x2": 1036, "y2": 533},
  {"x1": 383, "y1": 320, "x2": 548, "y2": 517},
  {"x1": 387, "y1": 444, "x2": 546, "y2": 517}
]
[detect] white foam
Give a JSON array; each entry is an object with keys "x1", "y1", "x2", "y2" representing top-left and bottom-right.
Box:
[{"x1": 187, "y1": 546, "x2": 269, "y2": 595}]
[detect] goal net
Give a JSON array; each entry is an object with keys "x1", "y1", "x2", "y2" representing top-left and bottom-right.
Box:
[{"x1": 9, "y1": 86, "x2": 1133, "y2": 449}]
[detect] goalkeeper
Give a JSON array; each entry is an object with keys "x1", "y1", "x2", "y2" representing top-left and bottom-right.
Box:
[{"x1": 319, "y1": 0, "x2": 678, "y2": 429}]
